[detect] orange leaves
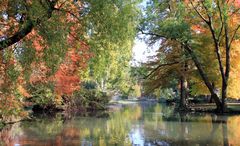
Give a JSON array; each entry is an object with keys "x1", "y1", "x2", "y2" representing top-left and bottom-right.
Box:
[
  {"x1": 26, "y1": 29, "x2": 46, "y2": 52},
  {"x1": 236, "y1": 0, "x2": 240, "y2": 6},
  {"x1": 29, "y1": 62, "x2": 50, "y2": 84},
  {"x1": 68, "y1": 49, "x2": 81, "y2": 62},
  {"x1": 53, "y1": 44, "x2": 91, "y2": 96},
  {"x1": 54, "y1": 71, "x2": 80, "y2": 95},
  {"x1": 54, "y1": 62, "x2": 80, "y2": 96},
  {"x1": 24, "y1": 21, "x2": 92, "y2": 97},
  {"x1": 0, "y1": 94, "x2": 25, "y2": 119},
  {"x1": 229, "y1": 0, "x2": 240, "y2": 7},
  {"x1": 18, "y1": 85, "x2": 30, "y2": 98},
  {"x1": 24, "y1": 37, "x2": 92, "y2": 97},
  {"x1": 0, "y1": 0, "x2": 94, "y2": 119},
  {"x1": 191, "y1": 25, "x2": 206, "y2": 34}
]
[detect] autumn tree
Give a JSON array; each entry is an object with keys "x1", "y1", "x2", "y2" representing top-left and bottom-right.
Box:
[
  {"x1": 143, "y1": 39, "x2": 192, "y2": 109},
  {"x1": 140, "y1": 0, "x2": 193, "y2": 109},
  {"x1": 0, "y1": 0, "x2": 94, "y2": 118},
  {"x1": 140, "y1": 0, "x2": 240, "y2": 112},
  {"x1": 0, "y1": 0, "x2": 142, "y2": 120},
  {"x1": 184, "y1": 0, "x2": 240, "y2": 112}
]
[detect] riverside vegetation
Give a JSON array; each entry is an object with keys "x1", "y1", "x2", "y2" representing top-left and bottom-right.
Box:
[{"x1": 1, "y1": 0, "x2": 240, "y2": 137}]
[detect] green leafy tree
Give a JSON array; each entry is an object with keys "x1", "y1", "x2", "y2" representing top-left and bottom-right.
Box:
[{"x1": 83, "y1": 0, "x2": 141, "y2": 95}]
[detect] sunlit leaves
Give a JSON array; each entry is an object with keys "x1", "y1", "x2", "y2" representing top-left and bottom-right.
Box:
[{"x1": 83, "y1": 0, "x2": 140, "y2": 93}]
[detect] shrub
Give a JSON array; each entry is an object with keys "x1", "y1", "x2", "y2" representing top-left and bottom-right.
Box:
[{"x1": 65, "y1": 85, "x2": 110, "y2": 111}]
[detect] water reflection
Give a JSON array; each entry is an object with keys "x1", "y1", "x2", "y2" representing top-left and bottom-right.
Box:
[{"x1": 0, "y1": 103, "x2": 240, "y2": 146}]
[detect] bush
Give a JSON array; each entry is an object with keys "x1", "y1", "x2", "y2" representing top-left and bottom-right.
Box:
[
  {"x1": 27, "y1": 83, "x2": 59, "y2": 111},
  {"x1": 0, "y1": 89, "x2": 28, "y2": 123},
  {"x1": 65, "y1": 86, "x2": 110, "y2": 111},
  {"x1": 81, "y1": 80, "x2": 98, "y2": 90}
]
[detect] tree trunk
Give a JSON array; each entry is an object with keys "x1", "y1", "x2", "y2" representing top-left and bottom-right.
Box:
[
  {"x1": 222, "y1": 116, "x2": 229, "y2": 146},
  {"x1": 209, "y1": 83, "x2": 215, "y2": 103},
  {"x1": 221, "y1": 82, "x2": 227, "y2": 113},
  {"x1": 222, "y1": 19, "x2": 230, "y2": 113},
  {"x1": 212, "y1": 93, "x2": 222, "y2": 112},
  {"x1": 183, "y1": 44, "x2": 222, "y2": 111},
  {"x1": 209, "y1": 95, "x2": 214, "y2": 103},
  {"x1": 179, "y1": 76, "x2": 188, "y2": 110}
]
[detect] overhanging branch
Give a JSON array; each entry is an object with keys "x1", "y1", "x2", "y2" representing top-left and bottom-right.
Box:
[
  {"x1": 138, "y1": 28, "x2": 166, "y2": 38},
  {"x1": 0, "y1": 0, "x2": 58, "y2": 51},
  {"x1": 145, "y1": 61, "x2": 180, "y2": 79}
]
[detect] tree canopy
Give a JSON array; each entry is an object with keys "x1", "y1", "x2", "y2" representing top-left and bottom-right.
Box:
[
  {"x1": 0, "y1": 0, "x2": 142, "y2": 120},
  {"x1": 141, "y1": 0, "x2": 240, "y2": 112}
]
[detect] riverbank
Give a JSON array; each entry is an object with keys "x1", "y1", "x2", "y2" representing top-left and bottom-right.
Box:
[
  {"x1": 188, "y1": 103, "x2": 240, "y2": 114},
  {"x1": 0, "y1": 98, "x2": 144, "y2": 130},
  {"x1": 2, "y1": 99, "x2": 240, "y2": 131},
  {"x1": 110, "y1": 99, "x2": 240, "y2": 114}
]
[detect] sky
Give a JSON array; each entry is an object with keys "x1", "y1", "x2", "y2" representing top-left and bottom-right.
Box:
[
  {"x1": 131, "y1": 0, "x2": 158, "y2": 66},
  {"x1": 131, "y1": 37, "x2": 158, "y2": 66}
]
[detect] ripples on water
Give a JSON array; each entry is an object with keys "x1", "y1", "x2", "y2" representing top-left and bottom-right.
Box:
[{"x1": 0, "y1": 102, "x2": 240, "y2": 146}]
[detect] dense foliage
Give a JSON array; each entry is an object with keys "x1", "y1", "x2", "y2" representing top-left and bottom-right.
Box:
[
  {"x1": 141, "y1": 0, "x2": 240, "y2": 112},
  {"x1": 2, "y1": 0, "x2": 240, "y2": 123},
  {"x1": 0, "y1": 0, "x2": 141, "y2": 122}
]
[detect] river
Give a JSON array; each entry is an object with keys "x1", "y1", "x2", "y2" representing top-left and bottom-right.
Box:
[{"x1": 0, "y1": 102, "x2": 240, "y2": 146}]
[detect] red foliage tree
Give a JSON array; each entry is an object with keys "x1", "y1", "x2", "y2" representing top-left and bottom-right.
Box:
[{"x1": 54, "y1": 41, "x2": 91, "y2": 96}]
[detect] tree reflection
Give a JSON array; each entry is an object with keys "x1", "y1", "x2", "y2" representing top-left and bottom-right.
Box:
[
  {"x1": 0, "y1": 105, "x2": 142, "y2": 146},
  {"x1": 227, "y1": 115, "x2": 240, "y2": 146},
  {"x1": 1, "y1": 104, "x2": 240, "y2": 146},
  {"x1": 142, "y1": 106, "x2": 238, "y2": 146}
]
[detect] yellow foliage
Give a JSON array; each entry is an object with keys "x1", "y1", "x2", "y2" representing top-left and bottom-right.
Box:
[
  {"x1": 55, "y1": 94, "x2": 63, "y2": 105},
  {"x1": 132, "y1": 84, "x2": 141, "y2": 97},
  {"x1": 228, "y1": 40, "x2": 240, "y2": 98}
]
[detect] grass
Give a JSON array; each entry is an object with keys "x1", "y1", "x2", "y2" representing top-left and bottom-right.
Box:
[{"x1": 190, "y1": 103, "x2": 240, "y2": 113}]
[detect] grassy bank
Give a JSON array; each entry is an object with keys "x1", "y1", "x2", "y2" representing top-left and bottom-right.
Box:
[{"x1": 189, "y1": 103, "x2": 240, "y2": 113}]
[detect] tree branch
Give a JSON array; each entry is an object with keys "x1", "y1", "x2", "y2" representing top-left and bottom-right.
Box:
[
  {"x1": 200, "y1": 1, "x2": 212, "y2": 22},
  {"x1": 138, "y1": 28, "x2": 165, "y2": 38},
  {"x1": 0, "y1": 0, "x2": 58, "y2": 50},
  {"x1": 145, "y1": 61, "x2": 180, "y2": 79},
  {"x1": 229, "y1": 25, "x2": 240, "y2": 48},
  {"x1": 216, "y1": 0, "x2": 224, "y2": 42},
  {"x1": 53, "y1": 7, "x2": 82, "y2": 22},
  {"x1": 189, "y1": 0, "x2": 209, "y2": 24}
]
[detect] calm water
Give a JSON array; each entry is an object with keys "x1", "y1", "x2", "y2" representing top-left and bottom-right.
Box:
[{"x1": 1, "y1": 102, "x2": 240, "y2": 146}]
